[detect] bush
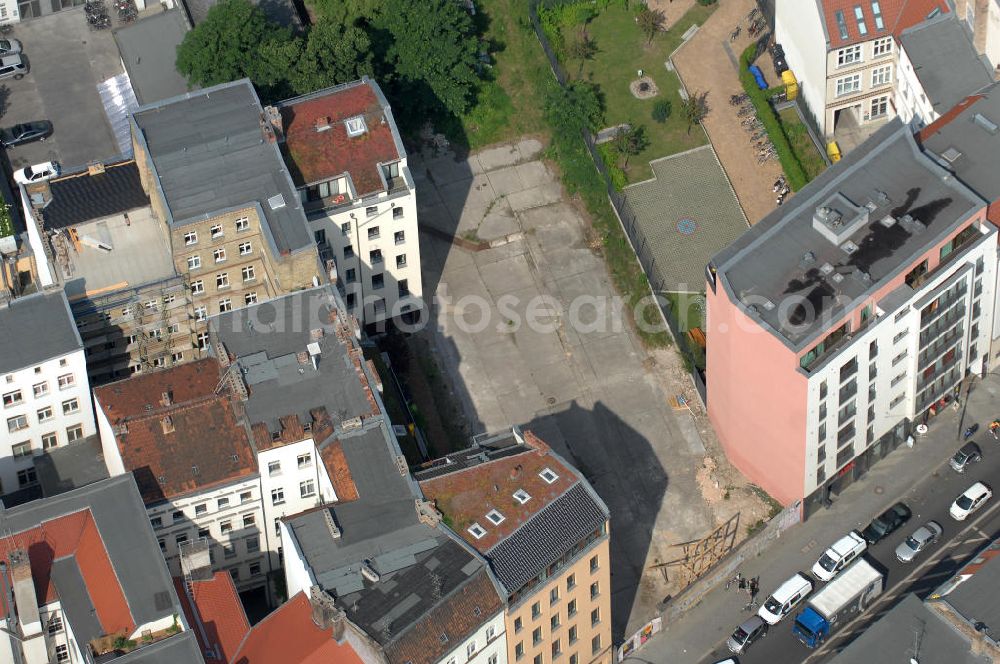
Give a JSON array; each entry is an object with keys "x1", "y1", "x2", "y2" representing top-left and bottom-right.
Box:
[
  {"x1": 651, "y1": 99, "x2": 672, "y2": 123},
  {"x1": 696, "y1": 0, "x2": 717, "y2": 5},
  {"x1": 597, "y1": 143, "x2": 627, "y2": 190},
  {"x1": 738, "y1": 44, "x2": 809, "y2": 191}
]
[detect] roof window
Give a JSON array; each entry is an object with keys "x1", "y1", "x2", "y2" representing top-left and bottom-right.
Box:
[
  {"x1": 345, "y1": 116, "x2": 367, "y2": 137},
  {"x1": 539, "y1": 467, "x2": 559, "y2": 484},
  {"x1": 513, "y1": 489, "x2": 531, "y2": 504},
  {"x1": 467, "y1": 522, "x2": 487, "y2": 539},
  {"x1": 486, "y1": 509, "x2": 505, "y2": 525},
  {"x1": 835, "y1": 11, "x2": 849, "y2": 40},
  {"x1": 870, "y1": 1, "x2": 883, "y2": 29},
  {"x1": 854, "y1": 6, "x2": 867, "y2": 36}
]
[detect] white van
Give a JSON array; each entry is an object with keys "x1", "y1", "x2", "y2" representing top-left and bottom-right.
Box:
[
  {"x1": 757, "y1": 573, "x2": 813, "y2": 625},
  {"x1": 811, "y1": 531, "x2": 867, "y2": 582}
]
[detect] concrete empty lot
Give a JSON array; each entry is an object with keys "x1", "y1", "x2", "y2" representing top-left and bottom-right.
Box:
[
  {"x1": 414, "y1": 141, "x2": 723, "y2": 637},
  {"x1": 1, "y1": 10, "x2": 124, "y2": 170}
]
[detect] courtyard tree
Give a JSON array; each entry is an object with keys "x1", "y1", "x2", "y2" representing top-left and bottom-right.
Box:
[
  {"x1": 566, "y1": 29, "x2": 597, "y2": 79},
  {"x1": 680, "y1": 91, "x2": 709, "y2": 134},
  {"x1": 543, "y1": 81, "x2": 604, "y2": 139},
  {"x1": 291, "y1": 21, "x2": 374, "y2": 95},
  {"x1": 651, "y1": 99, "x2": 672, "y2": 123},
  {"x1": 612, "y1": 124, "x2": 649, "y2": 169},
  {"x1": 636, "y1": 6, "x2": 666, "y2": 45}
]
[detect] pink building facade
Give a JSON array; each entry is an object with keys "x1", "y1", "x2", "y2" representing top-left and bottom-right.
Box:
[{"x1": 706, "y1": 122, "x2": 998, "y2": 517}]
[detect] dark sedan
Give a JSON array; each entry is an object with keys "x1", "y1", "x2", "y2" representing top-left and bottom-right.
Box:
[
  {"x1": 861, "y1": 502, "x2": 912, "y2": 545},
  {"x1": 0, "y1": 121, "x2": 52, "y2": 148}
]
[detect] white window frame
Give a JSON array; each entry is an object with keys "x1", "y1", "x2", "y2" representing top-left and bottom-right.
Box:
[
  {"x1": 244, "y1": 292, "x2": 258, "y2": 305},
  {"x1": 238, "y1": 241, "x2": 252, "y2": 255},
  {"x1": 242, "y1": 265, "x2": 255, "y2": 282},
  {"x1": 345, "y1": 116, "x2": 367, "y2": 137},
  {"x1": 57, "y1": 373, "x2": 75, "y2": 389},
  {"x1": 836, "y1": 44, "x2": 862, "y2": 67},
  {"x1": 184, "y1": 231, "x2": 198, "y2": 246},
  {"x1": 213, "y1": 248, "x2": 227, "y2": 263},
  {"x1": 194, "y1": 306, "x2": 208, "y2": 321},
  {"x1": 187, "y1": 255, "x2": 201, "y2": 270},
  {"x1": 486, "y1": 509, "x2": 505, "y2": 525},
  {"x1": 871, "y1": 65, "x2": 892, "y2": 87},
  {"x1": 513, "y1": 489, "x2": 531, "y2": 504},
  {"x1": 210, "y1": 224, "x2": 224, "y2": 239},
  {"x1": 539, "y1": 467, "x2": 560, "y2": 484},
  {"x1": 870, "y1": 95, "x2": 889, "y2": 118},
  {"x1": 873, "y1": 36, "x2": 893, "y2": 57},
  {"x1": 191, "y1": 280, "x2": 205, "y2": 295},
  {"x1": 467, "y1": 522, "x2": 487, "y2": 539},
  {"x1": 218, "y1": 298, "x2": 232, "y2": 313},
  {"x1": 216, "y1": 273, "x2": 230, "y2": 289},
  {"x1": 836, "y1": 73, "x2": 861, "y2": 97}
]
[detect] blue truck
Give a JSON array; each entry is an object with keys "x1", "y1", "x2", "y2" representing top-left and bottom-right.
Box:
[{"x1": 792, "y1": 558, "x2": 883, "y2": 648}]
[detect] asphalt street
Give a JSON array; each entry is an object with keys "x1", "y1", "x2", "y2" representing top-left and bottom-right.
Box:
[{"x1": 700, "y1": 436, "x2": 1000, "y2": 664}]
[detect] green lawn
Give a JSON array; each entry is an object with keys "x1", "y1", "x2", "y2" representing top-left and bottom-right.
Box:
[
  {"x1": 573, "y1": 2, "x2": 717, "y2": 182},
  {"x1": 778, "y1": 107, "x2": 827, "y2": 181},
  {"x1": 457, "y1": 0, "x2": 551, "y2": 149}
]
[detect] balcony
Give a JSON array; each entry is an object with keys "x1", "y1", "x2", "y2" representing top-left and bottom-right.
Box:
[
  {"x1": 919, "y1": 305, "x2": 965, "y2": 348},
  {"x1": 920, "y1": 286, "x2": 967, "y2": 330},
  {"x1": 916, "y1": 350, "x2": 963, "y2": 393},
  {"x1": 918, "y1": 326, "x2": 963, "y2": 369}
]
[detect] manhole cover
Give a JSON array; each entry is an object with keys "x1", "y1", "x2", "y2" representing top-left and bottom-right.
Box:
[
  {"x1": 547, "y1": 397, "x2": 557, "y2": 405},
  {"x1": 677, "y1": 218, "x2": 697, "y2": 235},
  {"x1": 874, "y1": 485, "x2": 884, "y2": 495}
]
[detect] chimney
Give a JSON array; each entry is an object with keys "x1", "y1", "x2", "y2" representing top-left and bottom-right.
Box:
[
  {"x1": 309, "y1": 586, "x2": 347, "y2": 642},
  {"x1": 314, "y1": 116, "x2": 332, "y2": 132},
  {"x1": 160, "y1": 390, "x2": 172, "y2": 407},
  {"x1": 972, "y1": 0, "x2": 989, "y2": 56},
  {"x1": 87, "y1": 161, "x2": 106, "y2": 176},
  {"x1": 263, "y1": 106, "x2": 284, "y2": 142},
  {"x1": 161, "y1": 416, "x2": 175, "y2": 434},
  {"x1": 9, "y1": 550, "x2": 47, "y2": 664}
]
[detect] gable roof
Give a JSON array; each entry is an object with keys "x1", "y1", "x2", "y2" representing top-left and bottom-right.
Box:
[
  {"x1": 277, "y1": 78, "x2": 405, "y2": 197},
  {"x1": 820, "y1": 0, "x2": 948, "y2": 48},
  {"x1": 416, "y1": 430, "x2": 610, "y2": 596},
  {"x1": 132, "y1": 79, "x2": 313, "y2": 254},
  {"x1": 94, "y1": 358, "x2": 257, "y2": 504},
  {"x1": 0, "y1": 288, "x2": 82, "y2": 374},
  {"x1": 230, "y1": 592, "x2": 365, "y2": 664},
  {"x1": 173, "y1": 572, "x2": 250, "y2": 664},
  {"x1": 0, "y1": 475, "x2": 187, "y2": 656}
]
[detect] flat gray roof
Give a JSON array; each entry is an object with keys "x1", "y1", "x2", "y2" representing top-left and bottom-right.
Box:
[
  {"x1": 0, "y1": 289, "x2": 82, "y2": 374},
  {"x1": 132, "y1": 79, "x2": 312, "y2": 254},
  {"x1": 36, "y1": 435, "x2": 110, "y2": 496},
  {"x1": 0, "y1": 474, "x2": 183, "y2": 628},
  {"x1": 211, "y1": 287, "x2": 374, "y2": 432},
  {"x1": 828, "y1": 594, "x2": 988, "y2": 664},
  {"x1": 921, "y1": 81, "x2": 1000, "y2": 204},
  {"x1": 712, "y1": 121, "x2": 984, "y2": 349},
  {"x1": 114, "y1": 10, "x2": 194, "y2": 105},
  {"x1": 941, "y1": 545, "x2": 1000, "y2": 634},
  {"x1": 901, "y1": 14, "x2": 993, "y2": 117}
]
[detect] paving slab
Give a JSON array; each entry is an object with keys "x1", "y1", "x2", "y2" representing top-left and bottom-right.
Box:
[
  {"x1": 477, "y1": 199, "x2": 518, "y2": 241},
  {"x1": 478, "y1": 144, "x2": 523, "y2": 171},
  {"x1": 515, "y1": 138, "x2": 545, "y2": 161},
  {"x1": 506, "y1": 182, "x2": 566, "y2": 212},
  {"x1": 486, "y1": 165, "x2": 525, "y2": 197}
]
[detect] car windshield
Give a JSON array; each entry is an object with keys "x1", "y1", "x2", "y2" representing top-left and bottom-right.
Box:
[
  {"x1": 904, "y1": 536, "x2": 920, "y2": 551},
  {"x1": 764, "y1": 597, "x2": 782, "y2": 613},
  {"x1": 954, "y1": 452, "x2": 968, "y2": 464},
  {"x1": 22, "y1": 166, "x2": 33, "y2": 178},
  {"x1": 957, "y1": 495, "x2": 974, "y2": 510},
  {"x1": 732, "y1": 627, "x2": 749, "y2": 643},
  {"x1": 869, "y1": 518, "x2": 888, "y2": 535},
  {"x1": 817, "y1": 554, "x2": 837, "y2": 572}
]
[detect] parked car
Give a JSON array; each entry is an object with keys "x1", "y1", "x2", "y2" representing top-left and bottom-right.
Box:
[
  {"x1": 726, "y1": 615, "x2": 767, "y2": 654},
  {"x1": 757, "y1": 573, "x2": 813, "y2": 625},
  {"x1": 861, "y1": 502, "x2": 911, "y2": 544},
  {"x1": 950, "y1": 482, "x2": 992, "y2": 521},
  {"x1": 0, "y1": 39, "x2": 21, "y2": 55},
  {"x1": 0, "y1": 121, "x2": 52, "y2": 147},
  {"x1": 811, "y1": 531, "x2": 867, "y2": 582},
  {"x1": 13, "y1": 161, "x2": 59, "y2": 185},
  {"x1": 895, "y1": 521, "x2": 943, "y2": 563},
  {"x1": 0, "y1": 53, "x2": 26, "y2": 80},
  {"x1": 950, "y1": 442, "x2": 982, "y2": 473}
]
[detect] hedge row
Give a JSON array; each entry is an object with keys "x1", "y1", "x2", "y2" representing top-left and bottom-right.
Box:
[{"x1": 738, "y1": 44, "x2": 809, "y2": 192}]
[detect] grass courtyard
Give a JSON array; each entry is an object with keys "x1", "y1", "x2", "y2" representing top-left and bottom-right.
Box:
[
  {"x1": 778, "y1": 107, "x2": 828, "y2": 181},
  {"x1": 549, "y1": 2, "x2": 717, "y2": 182}
]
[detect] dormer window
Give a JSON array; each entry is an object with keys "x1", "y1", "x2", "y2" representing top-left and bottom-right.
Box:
[
  {"x1": 486, "y1": 509, "x2": 505, "y2": 525},
  {"x1": 539, "y1": 467, "x2": 559, "y2": 484},
  {"x1": 345, "y1": 116, "x2": 367, "y2": 137},
  {"x1": 513, "y1": 489, "x2": 531, "y2": 504},
  {"x1": 467, "y1": 522, "x2": 487, "y2": 539}
]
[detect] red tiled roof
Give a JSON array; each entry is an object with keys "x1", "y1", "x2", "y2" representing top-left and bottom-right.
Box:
[
  {"x1": 385, "y1": 571, "x2": 503, "y2": 664},
  {"x1": 821, "y1": 0, "x2": 947, "y2": 48},
  {"x1": 230, "y1": 592, "x2": 366, "y2": 664},
  {"x1": 279, "y1": 81, "x2": 401, "y2": 197},
  {"x1": 319, "y1": 441, "x2": 359, "y2": 503},
  {"x1": 418, "y1": 431, "x2": 578, "y2": 552},
  {"x1": 95, "y1": 359, "x2": 257, "y2": 503},
  {"x1": 917, "y1": 93, "x2": 985, "y2": 142},
  {"x1": 0, "y1": 510, "x2": 134, "y2": 636},
  {"x1": 173, "y1": 572, "x2": 250, "y2": 664}
]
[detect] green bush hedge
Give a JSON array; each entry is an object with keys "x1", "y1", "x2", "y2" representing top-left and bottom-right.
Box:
[{"x1": 738, "y1": 44, "x2": 809, "y2": 191}]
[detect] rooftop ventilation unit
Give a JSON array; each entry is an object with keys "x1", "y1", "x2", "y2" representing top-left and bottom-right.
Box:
[
  {"x1": 360, "y1": 561, "x2": 381, "y2": 583},
  {"x1": 820, "y1": 262, "x2": 835, "y2": 275},
  {"x1": 941, "y1": 147, "x2": 962, "y2": 163},
  {"x1": 875, "y1": 190, "x2": 890, "y2": 205},
  {"x1": 973, "y1": 113, "x2": 998, "y2": 135},
  {"x1": 878, "y1": 215, "x2": 897, "y2": 227},
  {"x1": 323, "y1": 509, "x2": 342, "y2": 539},
  {"x1": 799, "y1": 251, "x2": 816, "y2": 268},
  {"x1": 813, "y1": 193, "x2": 869, "y2": 245},
  {"x1": 761, "y1": 298, "x2": 776, "y2": 311},
  {"x1": 840, "y1": 240, "x2": 859, "y2": 255},
  {"x1": 268, "y1": 194, "x2": 286, "y2": 210},
  {"x1": 831, "y1": 273, "x2": 845, "y2": 283}
]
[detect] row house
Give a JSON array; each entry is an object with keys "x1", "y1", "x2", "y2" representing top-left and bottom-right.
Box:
[
  {"x1": 706, "y1": 121, "x2": 998, "y2": 518},
  {"x1": 0, "y1": 289, "x2": 95, "y2": 494}
]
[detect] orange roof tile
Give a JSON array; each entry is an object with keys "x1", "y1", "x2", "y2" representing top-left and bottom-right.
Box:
[
  {"x1": 230, "y1": 592, "x2": 367, "y2": 664},
  {"x1": 96, "y1": 359, "x2": 257, "y2": 503},
  {"x1": 279, "y1": 82, "x2": 402, "y2": 197},
  {"x1": 820, "y1": 0, "x2": 947, "y2": 48},
  {"x1": 173, "y1": 572, "x2": 250, "y2": 664},
  {"x1": 319, "y1": 441, "x2": 359, "y2": 503},
  {"x1": 418, "y1": 431, "x2": 578, "y2": 552},
  {"x1": 917, "y1": 93, "x2": 985, "y2": 142}
]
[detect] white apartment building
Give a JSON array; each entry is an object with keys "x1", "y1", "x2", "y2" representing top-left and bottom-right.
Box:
[
  {"x1": 775, "y1": 0, "x2": 947, "y2": 142},
  {"x1": 270, "y1": 78, "x2": 423, "y2": 328},
  {"x1": 0, "y1": 289, "x2": 95, "y2": 495}
]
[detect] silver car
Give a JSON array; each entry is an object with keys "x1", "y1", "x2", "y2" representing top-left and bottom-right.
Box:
[
  {"x1": 895, "y1": 521, "x2": 943, "y2": 563},
  {"x1": 726, "y1": 615, "x2": 767, "y2": 654}
]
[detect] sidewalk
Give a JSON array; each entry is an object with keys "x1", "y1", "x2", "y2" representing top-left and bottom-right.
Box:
[{"x1": 635, "y1": 374, "x2": 1000, "y2": 664}]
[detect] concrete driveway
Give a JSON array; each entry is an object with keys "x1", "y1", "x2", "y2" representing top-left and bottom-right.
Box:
[
  {"x1": 414, "y1": 141, "x2": 734, "y2": 638},
  {"x1": 0, "y1": 9, "x2": 124, "y2": 170}
]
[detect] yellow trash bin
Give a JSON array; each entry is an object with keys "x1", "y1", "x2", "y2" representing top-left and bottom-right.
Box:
[
  {"x1": 781, "y1": 70, "x2": 799, "y2": 100},
  {"x1": 827, "y1": 141, "x2": 842, "y2": 163}
]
